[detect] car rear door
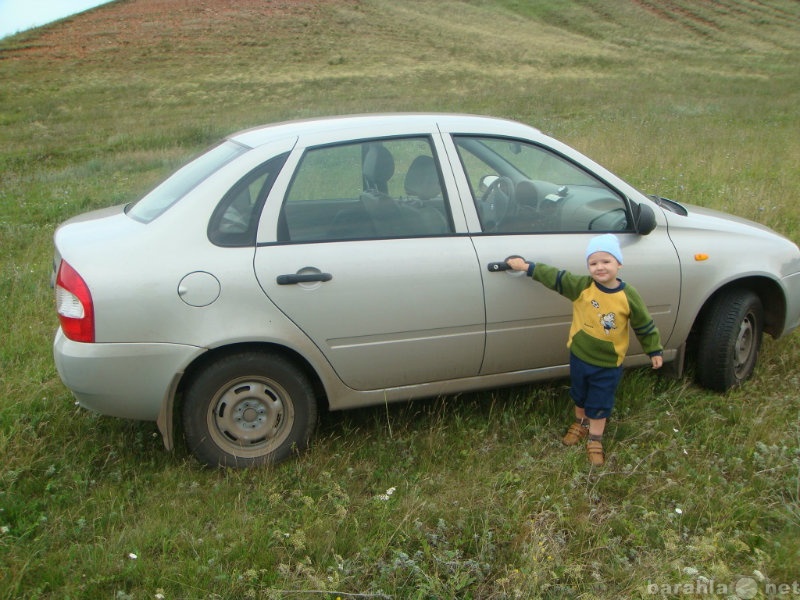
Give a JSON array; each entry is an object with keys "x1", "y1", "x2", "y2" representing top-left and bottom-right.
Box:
[{"x1": 253, "y1": 132, "x2": 485, "y2": 391}]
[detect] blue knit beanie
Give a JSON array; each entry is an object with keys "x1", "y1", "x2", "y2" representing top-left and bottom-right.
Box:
[{"x1": 585, "y1": 234, "x2": 623, "y2": 264}]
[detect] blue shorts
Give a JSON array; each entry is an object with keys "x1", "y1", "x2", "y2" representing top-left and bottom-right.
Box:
[{"x1": 569, "y1": 353, "x2": 623, "y2": 420}]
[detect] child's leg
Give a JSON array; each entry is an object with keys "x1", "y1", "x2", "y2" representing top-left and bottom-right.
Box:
[
  {"x1": 588, "y1": 417, "x2": 606, "y2": 437},
  {"x1": 587, "y1": 419, "x2": 607, "y2": 464},
  {"x1": 583, "y1": 367, "x2": 622, "y2": 466},
  {"x1": 563, "y1": 356, "x2": 590, "y2": 445},
  {"x1": 583, "y1": 366, "x2": 622, "y2": 432}
]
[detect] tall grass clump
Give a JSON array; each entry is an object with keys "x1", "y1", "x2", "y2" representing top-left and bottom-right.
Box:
[{"x1": 1, "y1": 0, "x2": 799, "y2": 598}]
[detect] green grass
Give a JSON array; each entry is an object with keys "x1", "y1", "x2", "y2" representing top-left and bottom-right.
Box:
[{"x1": 1, "y1": 0, "x2": 800, "y2": 597}]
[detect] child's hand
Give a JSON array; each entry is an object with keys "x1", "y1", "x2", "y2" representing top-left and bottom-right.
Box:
[
  {"x1": 506, "y1": 257, "x2": 529, "y2": 272},
  {"x1": 651, "y1": 355, "x2": 663, "y2": 369}
]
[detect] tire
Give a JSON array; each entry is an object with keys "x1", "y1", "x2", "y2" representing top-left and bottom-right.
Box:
[
  {"x1": 182, "y1": 352, "x2": 317, "y2": 468},
  {"x1": 695, "y1": 289, "x2": 763, "y2": 392}
]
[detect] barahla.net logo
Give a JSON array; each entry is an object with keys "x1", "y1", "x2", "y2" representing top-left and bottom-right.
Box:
[{"x1": 647, "y1": 573, "x2": 800, "y2": 598}]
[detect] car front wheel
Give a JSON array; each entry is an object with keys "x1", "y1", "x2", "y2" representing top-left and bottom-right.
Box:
[
  {"x1": 182, "y1": 351, "x2": 317, "y2": 468},
  {"x1": 695, "y1": 289, "x2": 763, "y2": 392}
]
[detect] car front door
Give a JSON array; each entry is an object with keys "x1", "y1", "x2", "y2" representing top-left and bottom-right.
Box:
[
  {"x1": 254, "y1": 135, "x2": 485, "y2": 391},
  {"x1": 445, "y1": 134, "x2": 680, "y2": 375}
]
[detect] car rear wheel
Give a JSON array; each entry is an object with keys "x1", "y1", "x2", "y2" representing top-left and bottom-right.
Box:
[
  {"x1": 182, "y1": 351, "x2": 317, "y2": 468},
  {"x1": 695, "y1": 289, "x2": 763, "y2": 392}
]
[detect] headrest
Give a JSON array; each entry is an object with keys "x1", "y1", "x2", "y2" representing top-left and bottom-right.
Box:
[
  {"x1": 363, "y1": 145, "x2": 395, "y2": 187},
  {"x1": 404, "y1": 155, "x2": 441, "y2": 200}
]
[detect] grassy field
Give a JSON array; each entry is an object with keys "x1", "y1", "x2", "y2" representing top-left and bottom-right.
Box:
[{"x1": 1, "y1": 0, "x2": 800, "y2": 598}]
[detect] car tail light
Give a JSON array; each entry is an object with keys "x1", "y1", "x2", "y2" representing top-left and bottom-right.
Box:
[{"x1": 55, "y1": 260, "x2": 95, "y2": 343}]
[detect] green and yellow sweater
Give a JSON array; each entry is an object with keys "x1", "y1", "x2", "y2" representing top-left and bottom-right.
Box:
[{"x1": 527, "y1": 262, "x2": 663, "y2": 368}]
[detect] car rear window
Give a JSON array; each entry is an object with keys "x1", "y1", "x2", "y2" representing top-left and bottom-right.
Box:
[{"x1": 127, "y1": 141, "x2": 249, "y2": 223}]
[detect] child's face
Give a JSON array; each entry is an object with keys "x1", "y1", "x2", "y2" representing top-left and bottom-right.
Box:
[{"x1": 587, "y1": 251, "x2": 621, "y2": 287}]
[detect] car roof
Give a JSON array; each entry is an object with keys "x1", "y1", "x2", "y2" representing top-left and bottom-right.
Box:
[{"x1": 228, "y1": 113, "x2": 542, "y2": 149}]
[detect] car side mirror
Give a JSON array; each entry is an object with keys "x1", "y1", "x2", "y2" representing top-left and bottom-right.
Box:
[{"x1": 633, "y1": 202, "x2": 657, "y2": 235}]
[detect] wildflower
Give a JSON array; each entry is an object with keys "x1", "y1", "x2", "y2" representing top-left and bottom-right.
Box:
[
  {"x1": 377, "y1": 486, "x2": 396, "y2": 501},
  {"x1": 675, "y1": 508, "x2": 683, "y2": 515}
]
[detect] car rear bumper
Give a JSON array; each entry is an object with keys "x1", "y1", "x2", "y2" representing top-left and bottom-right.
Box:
[{"x1": 53, "y1": 329, "x2": 202, "y2": 421}]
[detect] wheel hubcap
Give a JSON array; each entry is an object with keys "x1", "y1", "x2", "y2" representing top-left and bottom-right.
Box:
[
  {"x1": 208, "y1": 377, "x2": 293, "y2": 453},
  {"x1": 733, "y1": 313, "x2": 755, "y2": 378}
]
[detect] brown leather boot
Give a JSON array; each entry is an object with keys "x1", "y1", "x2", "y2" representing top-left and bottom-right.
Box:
[
  {"x1": 562, "y1": 422, "x2": 589, "y2": 446},
  {"x1": 587, "y1": 440, "x2": 605, "y2": 466}
]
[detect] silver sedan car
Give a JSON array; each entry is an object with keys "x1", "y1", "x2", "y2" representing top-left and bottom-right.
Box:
[{"x1": 52, "y1": 114, "x2": 800, "y2": 467}]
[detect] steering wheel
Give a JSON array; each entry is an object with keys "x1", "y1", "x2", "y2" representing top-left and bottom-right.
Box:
[{"x1": 479, "y1": 176, "x2": 518, "y2": 230}]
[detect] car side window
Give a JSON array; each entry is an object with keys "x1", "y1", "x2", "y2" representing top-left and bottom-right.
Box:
[
  {"x1": 279, "y1": 137, "x2": 453, "y2": 242},
  {"x1": 454, "y1": 136, "x2": 630, "y2": 234},
  {"x1": 209, "y1": 153, "x2": 288, "y2": 247}
]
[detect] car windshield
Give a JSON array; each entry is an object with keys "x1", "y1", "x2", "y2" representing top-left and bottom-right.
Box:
[{"x1": 127, "y1": 141, "x2": 249, "y2": 223}]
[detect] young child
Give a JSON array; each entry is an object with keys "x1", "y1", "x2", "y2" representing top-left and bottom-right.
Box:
[{"x1": 506, "y1": 234, "x2": 663, "y2": 466}]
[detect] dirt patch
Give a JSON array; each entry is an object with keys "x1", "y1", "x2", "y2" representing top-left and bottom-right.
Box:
[
  {"x1": 629, "y1": 0, "x2": 720, "y2": 34},
  {"x1": 1, "y1": 0, "x2": 355, "y2": 61}
]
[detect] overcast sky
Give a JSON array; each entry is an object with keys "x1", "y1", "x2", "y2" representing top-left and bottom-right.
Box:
[{"x1": 0, "y1": 0, "x2": 114, "y2": 39}]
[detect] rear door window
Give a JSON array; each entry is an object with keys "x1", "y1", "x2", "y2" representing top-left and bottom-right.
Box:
[{"x1": 279, "y1": 137, "x2": 453, "y2": 242}]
